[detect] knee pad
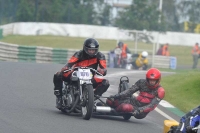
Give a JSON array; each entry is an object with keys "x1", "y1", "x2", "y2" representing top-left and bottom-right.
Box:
[
  {"x1": 106, "y1": 99, "x2": 119, "y2": 108},
  {"x1": 116, "y1": 103, "x2": 133, "y2": 112},
  {"x1": 106, "y1": 99, "x2": 113, "y2": 107}
]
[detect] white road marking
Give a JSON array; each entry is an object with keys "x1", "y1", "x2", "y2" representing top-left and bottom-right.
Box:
[
  {"x1": 160, "y1": 100, "x2": 175, "y2": 108},
  {"x1": 155, "y1": 107, "x2": 176, "y2": 121}
]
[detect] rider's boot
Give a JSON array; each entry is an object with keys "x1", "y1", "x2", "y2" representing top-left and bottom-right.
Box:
[
  {"x1": 96, "y1": 102, "x2": 104, "y2": 106},
  {"x1": 54, "y1": 90, "x2": 62, "y2": 109},
  {"x1": 53, "y1": 73, "x2": 63, "y2": 109}
]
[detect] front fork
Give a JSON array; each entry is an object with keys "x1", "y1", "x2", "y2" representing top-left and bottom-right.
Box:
[
  {"x1": 79, "y1": 85, "x2": 83, "y2": 101},
  {"x1": 79, "y1": 81, "x2": 92, "y2": 106}
]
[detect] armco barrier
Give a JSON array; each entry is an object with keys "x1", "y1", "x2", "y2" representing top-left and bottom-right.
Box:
[
  {"x1": 0, "y1": 42, "x2": 18, "y2": 61},
  {"x1": 18, "y1": 46, "x2": 36, "y2": 62},
  {"x1": 36, "y1": 46, "x2": 53, "y2": 63},
  {"x1": 148, "y1": 55, "x2": 170, "y2": 68},
  {"x1": 52, "y1": 49, "x2": 68, "y2": 64},
  {"x1": 0, "y1": 41, "x2": 175, "y2": 69},
  {"x1": 147, "y1": 55, "x2": 176, "y2": 69}
]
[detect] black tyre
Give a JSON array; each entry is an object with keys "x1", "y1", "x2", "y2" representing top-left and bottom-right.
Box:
[
  {"x1": 81, "y1": 84, "x2": 94, "y2": 120},
  {"x1": 123, "y1": 114, "x2": 131, "y2": 120}
]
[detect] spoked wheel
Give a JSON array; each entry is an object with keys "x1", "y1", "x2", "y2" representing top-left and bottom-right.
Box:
[
  {"x1": 123, "y1": 114, "x2": 132, "y2": 120},
  {"x1": 81, "y1": 84, "x2": 94, "y2": 120}
]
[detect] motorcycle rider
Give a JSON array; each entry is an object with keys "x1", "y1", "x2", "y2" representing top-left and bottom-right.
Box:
[
  {"x1": 169, "y1": 105, "x2": 200, "y2": 133},
  {"x1": 131, "y1": 51, "x2": 149, "y2": 70},
  {"x1": 117, "y1": 41, "x2": 131, "y2": 56},
  {"x1": 53, "y1": 38, "x2": 110, "y2": 109},
  {"x1": 106, "y1": 68, "x2": 165, "y2": 119}
]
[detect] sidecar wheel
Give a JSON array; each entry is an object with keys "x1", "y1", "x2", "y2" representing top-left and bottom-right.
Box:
[
  {"x1": 81, "y1": 84, "x2": 94, "y2": 120},
  {"x1": 123, "y1": 114, "x2": 131, "y2": 120}
]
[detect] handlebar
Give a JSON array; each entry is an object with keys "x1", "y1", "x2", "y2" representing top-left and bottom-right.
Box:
[{"x1": 63, "y1": 67, "x2": 104, "y2": 76}]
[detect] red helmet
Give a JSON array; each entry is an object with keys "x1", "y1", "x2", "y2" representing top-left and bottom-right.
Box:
[{"x1": 146, "y1": 68, "x2": 161, "y2": 89}]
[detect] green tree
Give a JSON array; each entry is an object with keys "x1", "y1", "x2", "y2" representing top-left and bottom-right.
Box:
[
  {"x1": 0, "y1": 0, "x2": 112, "y2": 26},
  {"x1": 114, "y1": 0, "x2": 166, "y2": 31},
  {"x1": 94, "y1": 0, "x2": 113, "y2": 26},
  {"x1": 150, "y1": 0, "x2": 181, "y2": 31},
  {"x1": 34, "y1": 0, "x2": 63, "y2": 22},
  {"x1": 0, "y1": 0, "x2": 18, "y2": 24},
  {"x1": 162, "y1": 0, "x2": 180, "y2": 31},
  {"x1": 16, "y1": 0, "x2": 35, "y2": 22},
  {"x1": 176, "y1": 0, "x2": 200, "y2": 33},
  {"x1": 61, "y1": 0, "x2": 97, "y2": 24}
]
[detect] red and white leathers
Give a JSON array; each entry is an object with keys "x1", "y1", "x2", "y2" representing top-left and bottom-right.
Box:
[{"x1": 106, "y1": 79, "x2": 165, "y2": 119}]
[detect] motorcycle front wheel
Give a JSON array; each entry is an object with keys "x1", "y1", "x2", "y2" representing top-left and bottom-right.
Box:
[
  {"x1": 122, "y1": 114, "x2": 131, "y2": 120},
  {"x1": 81, "y1": 84, "x2": 94, "y2": 120}
]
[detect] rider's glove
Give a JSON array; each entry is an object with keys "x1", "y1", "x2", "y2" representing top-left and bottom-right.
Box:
[
  {"x1": 186, "y1": 126, "x2": 193, "y2": 133},
  {"x1": 108, "y1": 94, "x2": 120, "y2": 101},
  {"x1": 132, "y1": 109, "x2": 143, "y2": 116},
  {"x1": 97, "y1": 68, "x2": 107, "y2": 76},
  {"x1": 61, "y1": 66, "x2": 69, "y2": 72},
  {"x1": 61, "y1": 66, "x2": 72, "y2": 74}
]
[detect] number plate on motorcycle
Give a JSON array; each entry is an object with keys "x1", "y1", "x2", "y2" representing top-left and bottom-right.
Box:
[{"x1": 78, "y1": 69, "x2": 91, "y2": 80}]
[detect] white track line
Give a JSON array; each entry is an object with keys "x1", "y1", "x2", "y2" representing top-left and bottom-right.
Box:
[{"x1": 155, "y1": 108, "x2": 176, "y2": 121}]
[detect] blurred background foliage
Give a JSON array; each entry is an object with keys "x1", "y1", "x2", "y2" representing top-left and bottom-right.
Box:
[{"x1": 1, "y1": 0, "x2": 200, "y2": 33}]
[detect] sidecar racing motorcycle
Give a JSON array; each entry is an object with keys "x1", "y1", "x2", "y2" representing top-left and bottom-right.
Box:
[
  {"x1": 57, "y1": 66, "x2": 134, "y2": 120},
  {"x1": 93, "y1": 76, "x2": 134, "y2": 120}
]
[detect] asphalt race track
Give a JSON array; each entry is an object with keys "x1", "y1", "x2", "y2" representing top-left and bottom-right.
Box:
[{"x1": 0, "y1": 61, "x2": 180, "y2": 133}]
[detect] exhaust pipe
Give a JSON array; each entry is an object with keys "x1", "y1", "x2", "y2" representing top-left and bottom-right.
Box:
[
  {"x1": 95, "y1": 106, "x2": 113, "y2": 113},
  {"x1": 94, "y1": 106, "x2": 133, "y2": 116}
]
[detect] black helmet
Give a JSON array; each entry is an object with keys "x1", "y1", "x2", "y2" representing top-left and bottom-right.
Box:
[
  {"x1": 83, "y1": 38, "x2": 99, "y2": 57},
  {"x1": 118, "y1": 42, "x2": 123, "y2": 48}
]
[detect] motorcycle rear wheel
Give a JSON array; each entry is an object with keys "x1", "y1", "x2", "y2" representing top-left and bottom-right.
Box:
[{"x1": 81, "y1": 84, "x2": 94, "y2": 120}]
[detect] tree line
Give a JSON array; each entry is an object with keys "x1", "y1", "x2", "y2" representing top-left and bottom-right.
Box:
[{"x1": 0, "y1": 0, "x2": 199, "y2": 33}]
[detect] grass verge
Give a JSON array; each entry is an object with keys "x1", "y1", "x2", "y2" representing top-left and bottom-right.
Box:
[{"x1": 162, "y1": 70, "x2": 200, "y2": 113}]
